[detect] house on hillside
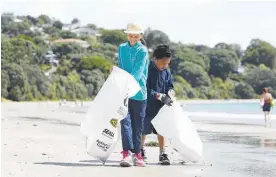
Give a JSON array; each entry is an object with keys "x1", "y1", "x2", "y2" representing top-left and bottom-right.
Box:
[
  {"x1": 1, "y1": 12, "x2": 14, "y2": 18},
  {"x1": 53, "y1": 38, "x2": 90, "y2": 48},
  {"x1": 70, "y1": 27, "x2": 101, "y2": 37},
  {"x1": 62, "y1": 22, "x2": 81, "y2": 31},
  {"x1": 44, "y1": 51, "x2": 59, "y2": 66},
  {"x1": 13, "y1": 18, "x2": 23, "y2": 23},
  {"x1": 2, "y1": 12, "x2": 23, "y2": 23},
  {"x1": 30, "y1": 26, "x2": 43, "y2": 33}
]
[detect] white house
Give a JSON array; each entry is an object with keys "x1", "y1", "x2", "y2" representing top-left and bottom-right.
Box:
[
  {"x1": 2, "y1": 12, "x2": 14, "y2": 18},
  {"x1": 13, "y1": 18, "x2": 23, "y2": 23},
  {"x1": 70, "y1": 27, "x2": 101, "y2": 37},
  {"x1": 62, "y1": 22, "x2": 81, "y2": 31}
]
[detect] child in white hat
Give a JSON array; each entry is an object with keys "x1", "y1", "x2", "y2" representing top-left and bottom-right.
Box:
[{"x1": 118, "y1": 23, "x2": 149, "y2": 167}]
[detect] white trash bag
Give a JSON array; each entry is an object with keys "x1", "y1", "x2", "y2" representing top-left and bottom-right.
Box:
[
  {"x1": 80, "y1": 66, "x2": 140, "y2": 164},
  {"x1": 151, "y1": 101, "x2": 203, "y2": 163}
]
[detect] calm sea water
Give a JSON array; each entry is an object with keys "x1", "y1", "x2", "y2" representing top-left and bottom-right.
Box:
[
  {"x1": 180, "y1": 101, "x2": 275, "y2": 127},
  {"x1": 182, "y1": 102, "x2": 275, "y2": 114}
]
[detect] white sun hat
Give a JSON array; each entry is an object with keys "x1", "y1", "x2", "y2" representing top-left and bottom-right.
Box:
[{"x1": 124, "y1": 23, "x2": 144, "y2": 34}]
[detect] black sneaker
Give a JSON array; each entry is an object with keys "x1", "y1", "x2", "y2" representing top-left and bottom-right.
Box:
[
  {"x1": 141, "y1": 149, "x2": 147, "y2": 160},
  {"x1": 159, "y1": 153, "x2": 170, "y2": 165}
]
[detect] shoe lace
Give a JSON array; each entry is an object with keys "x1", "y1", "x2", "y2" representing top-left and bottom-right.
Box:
[
  {"x1": 121, "y1": 151, "x2": 129, "y2": 159},
  {"x1": 161, "y1": 153, "x2": 168, "y2": 160},
  {"x1": 136, "y1": 153, "x2": 143, "y2": 160}
]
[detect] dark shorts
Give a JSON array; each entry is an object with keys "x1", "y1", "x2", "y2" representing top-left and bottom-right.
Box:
[
  {"x1": 263, "y1": 103, "x2": 271, "y2": 112},
  {"x1": 143, "y1": 115, "x2": 158, "y2": 135}
]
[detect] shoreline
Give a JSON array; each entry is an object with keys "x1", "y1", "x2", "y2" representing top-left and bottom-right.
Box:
[
  {"x1": 180, "y1": 99, "x2": 260, "y2": 104},
  {"x1": 1, "y1": 99, "x2": 261, "y2": 104}
]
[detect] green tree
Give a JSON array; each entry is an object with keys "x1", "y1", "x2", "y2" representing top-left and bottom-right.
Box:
[
  {"x1": 235, "y1": 83, "x2": 256, "y2": 99},
  {"x1": 22, "y1": 65, "x2": 52, "y2": 97},
  {"x1": 242, "y1": 39, "x2": 276, "y2": 69},
  {"x1": 1, "y1": 64, "x2": 29, "y2": 101},
  {"x1": 1, "y1": 70, "x2": 10, "y2": 98},
  {"x1": 245, "y1": 65, "x2": 276, "y2": 96},
  {"x1": 1, "y1": 37, "x2": 43, "y2": 65},
  {"x1": 100, "y1": 29, "x2": 127, "y2": 46},
  {"x1": 53, "y1": 20, "x2": 63, "y2": 29},
  {"x1": 2, "y1": 21, "x2": 31, "y2": 36},
  {"x1": 27, "y1": 15, "x2": 39, "y2": 25},
  {"x1": 76, "y1": 55, "x2": 112, "y2": 74},
  {"x1": 87, "y1": 24, "x2": 97, "y2": 30},
  {"x1": 80, "y1": 69, "x2": 105, "y2": 95},
  {"x1": 43, "y1": 26, "x2": 60, "y2": 38},
  {"x1": 174, "y1": 61, "x2": 211, "y2": 87},
  {"x1": 171, "y1": 46, "x2": 209, "y2": 72},
  {"x1": 38, "y1": 14, "x2": 51, "y2": 24},
  {"x1": 52, "y1": 43, "x2": 83, "y2": 58},
  {"x1": 71, "y1": 18, "x2": 80, "y2": 24},
  {"x1": 209, "y1": 78, "x2": 235, "y2": 99},
  {"x1": 145, "y1": 30, "x2": 170, "y2": 49},
  {"x1": 207, "y1": 49, "x2": 239, "y2": 80},
  {"x1": 173, "y1": 76, "x2": 197, "y2": 99},
  {"x1": 214, "y1": 43, "x2": 243, "y2": 59}
]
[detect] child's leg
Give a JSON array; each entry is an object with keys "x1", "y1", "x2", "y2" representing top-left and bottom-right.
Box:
[
  {"x1": 120, "y1": 114, "x2": 134, "y2": 167},
  {"x1": 141, "y1": 135, "x2": 147, "y2": 160},
  {"x1": 130, "y1": 99, "x2": 146, "y2": 154},
  {"x1": 268, "y1": 112, "x2": 271, "y2": 128},
  {"x1": 157, "y1": 134, "x2": 165, "y2": 153},
  {"x1": 120, "y1": 114, "x2": 133, "y2": 151},
  {"x1": 157, "y1": 133, "x2": 170, "y2": 165},
  {"x1": 129, "y1": 99, "x2": 146, "y2": 167},
  {"x1": 141, "y1": 135, "x2": 146, "y2": 149},
  {"x1": 142, "y1": 116, "x2": 154, "y2": 149},
  {"x1": 264, "y1": 112, "x2": 267, "y2": 127}
]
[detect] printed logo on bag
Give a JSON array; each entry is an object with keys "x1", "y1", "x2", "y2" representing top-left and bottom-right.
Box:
[
  {"x1": 110, "y1": 118, "x2": 118, "y2": 128},
  {"x1": 96, "y1": 139, "x2": 111, "y2": 152},
  {"x1": 102, "y1": 128, "x2": 114, "y2": 139}
]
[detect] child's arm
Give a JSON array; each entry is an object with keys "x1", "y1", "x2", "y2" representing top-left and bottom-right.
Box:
[
  {"x1": 147, "y1": 75, "x2": 158, "y2": 99},
  {"x1": 131, "y1": 49, "x2": 148, "y2": 82},
  {"x1": 150, "y1": 89, "x2": 158, "y2": 99}
]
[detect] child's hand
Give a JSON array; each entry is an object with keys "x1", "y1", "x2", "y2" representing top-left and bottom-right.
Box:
[
  {"x1": 168, "y1": 89, "x2": 176, "y2": 98},
  {"x1": 157, "y1": 94, "x2": 173, "y2": 106},
  {"x1": 156, "y1": 93, "x2": 162, "y2": 100}
]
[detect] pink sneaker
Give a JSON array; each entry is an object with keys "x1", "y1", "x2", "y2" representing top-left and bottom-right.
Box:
[
  {"x1": 120, "y1": 151, "x2": 132, "y2": 167},
  {"x1": 133, "y1": 153, "x2": 146, "y2": 167}
]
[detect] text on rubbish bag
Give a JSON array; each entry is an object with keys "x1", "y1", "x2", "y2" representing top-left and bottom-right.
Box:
[
  {"x1": 102, "y1": 129, "x2": 114, "y2": 139},
  {"x1": 96, "y1": 139, "x2": 111, "y2": 152}
]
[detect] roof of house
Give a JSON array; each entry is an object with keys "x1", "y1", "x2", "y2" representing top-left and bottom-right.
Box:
[{"x1": 53, "y1": 38, "x2": 87, "y2": 43}]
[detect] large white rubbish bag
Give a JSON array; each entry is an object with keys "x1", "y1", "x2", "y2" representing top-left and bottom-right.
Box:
[
  {"x1": 151, "y1": 101, "x2": 203, "y2": 163},
  {"x1": 80, "y1": 66, "x2": 140, "y2": 164}
]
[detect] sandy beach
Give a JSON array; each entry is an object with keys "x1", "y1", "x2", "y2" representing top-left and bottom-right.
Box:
[{"x1": 2, "y1": 102, "x2": 276, "y2": 177}]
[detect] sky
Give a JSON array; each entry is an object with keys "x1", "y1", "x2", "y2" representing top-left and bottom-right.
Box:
[{"x1": 1, "y1": 0, "x2": 276, "y2": 49}]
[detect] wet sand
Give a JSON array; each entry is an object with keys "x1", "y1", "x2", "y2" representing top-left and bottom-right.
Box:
[{"x1": 1, "y1": 102, "x2": 276, "y2": 177}]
